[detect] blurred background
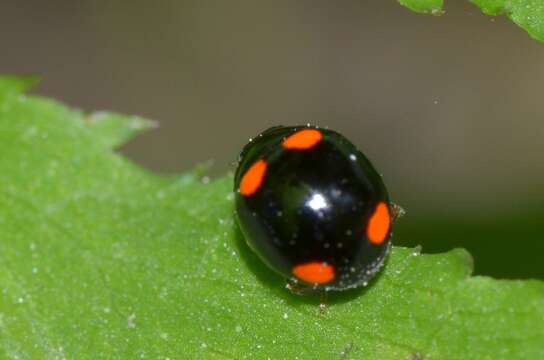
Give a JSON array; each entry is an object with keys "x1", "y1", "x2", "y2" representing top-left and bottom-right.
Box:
[{"x1": 1, "y1": 1, "x2": 542, "y2": 278}]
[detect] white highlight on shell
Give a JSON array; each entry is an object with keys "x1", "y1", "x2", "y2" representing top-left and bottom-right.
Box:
[{"x1": 306, "y1": 193, "x2": 328, "y2": 211}]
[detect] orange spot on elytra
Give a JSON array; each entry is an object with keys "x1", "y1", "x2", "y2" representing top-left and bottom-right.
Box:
[
  {"x1": 292, "y1": 261, "x2": 335, "y2": 284},
  {"x1": 240, "y1": 159, "x2": 267, "y2": 196},
  {"x1": 282, "y1": 129, "x2": 323, "y2": 150},
  {"x1": 367, "y1": 202, "x2": 391, "y2": 245}
]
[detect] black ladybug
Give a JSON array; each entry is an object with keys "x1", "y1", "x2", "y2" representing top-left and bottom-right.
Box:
[{"x1": 234, "y1": 125, "x2": 393, "y2": 291}]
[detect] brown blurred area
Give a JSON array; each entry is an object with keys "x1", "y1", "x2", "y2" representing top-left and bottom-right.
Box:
[{"x1": 1, "y1": 0, "x2": 543, "y2": 217}]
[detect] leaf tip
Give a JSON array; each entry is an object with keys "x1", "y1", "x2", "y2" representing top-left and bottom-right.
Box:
[
  {"x1": 0, "y1": 74, "x2": 40, "y2": 96},
  {"x1": 86, "y1": 111, "x2": 159, "y2": 148},
  {"x1": 398, "y1": 0, "x2": 445, "y2": 16},
  {"x1": 448, "y1": 247, "x2": 475, "y2": 276}
]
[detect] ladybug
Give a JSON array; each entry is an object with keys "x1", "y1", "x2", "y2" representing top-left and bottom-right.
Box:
[{"x1": 234, "y1": 125, "x2": 394, "y2": 292}]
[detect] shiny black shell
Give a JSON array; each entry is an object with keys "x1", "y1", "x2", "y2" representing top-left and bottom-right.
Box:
[{"x1": 234, "y1": 125, "x2": 392, "y2": 291}]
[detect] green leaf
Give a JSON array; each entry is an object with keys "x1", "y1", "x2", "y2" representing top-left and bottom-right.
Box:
[
  {"x1": 398, "y1": 0, "x2": 444, "y2": 15},
  {"x1": 0, "y1": 75, "x2": 39, "y2": 99},
  {"x1": 0, "y1": 76, "x2": 543, "y2": 359},
  {"x1": 85, "y1": 111, "x2": 158, "y2": 149},
  {"x1": 471, "y1": 0, "x2": 544, "y2": 41},
  {"x1": 398, "y1": 0, "x2": 544, "y2": 42}
]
